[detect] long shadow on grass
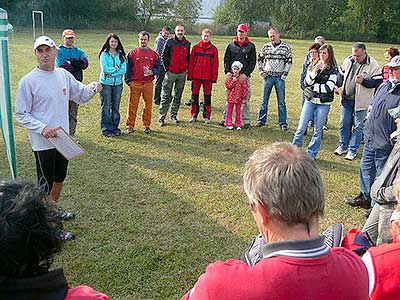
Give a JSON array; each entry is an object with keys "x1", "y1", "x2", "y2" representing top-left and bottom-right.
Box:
[{"x1": 55, "y1": 138, "x2": 253, "y2": 300}]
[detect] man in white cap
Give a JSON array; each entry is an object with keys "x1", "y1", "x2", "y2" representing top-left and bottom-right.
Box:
[
  {"x1": 15, "y1": 36, "x2": 101, "y2": 221},
  {"x1": 56, "y1": 29, "x2": 89, "y2": 136}
]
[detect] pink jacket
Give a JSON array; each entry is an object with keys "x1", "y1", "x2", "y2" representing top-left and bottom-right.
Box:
[{"x1": 225, "y1": 75, "x2": 248, "y2": 104}]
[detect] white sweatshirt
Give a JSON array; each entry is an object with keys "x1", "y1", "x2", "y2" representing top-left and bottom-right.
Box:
[{"x1": 16, "y1": 67, "x2": 95, "y2": 151}]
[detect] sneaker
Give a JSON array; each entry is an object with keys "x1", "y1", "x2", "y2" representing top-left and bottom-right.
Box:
[
  {"x1": 226, "y1": 126, "x2": 234, "y2": 130},
  {"x1": 255, "y1": 122, "x2": 265, "y2": 127},
  {"x1": 113, "y1": 129, "x2": 122, "y2": 136},
  {"x1": 56, "y1": 208, "x2": 76, "y2": 221},
  {"x1": 189, "y1": 117, "x2": 197, "y2": 123},
  {"x1": 171, "y1": 116, "x2": 180, "y2": 124},
  {"x1": 280, "y1": 124, "x2": 288, "y2": 131},
  {"x1": 237, "y1": 127, "x2": 242, "y2": 131},
  {"x1": 144, "y1": 127, "x2": 151, "y2": 134},
  {"x1": 219, "y1": 120, "x2": 225, "y2": 126},
  {"x1": 159, "y1": 118, "x2": 165, "y2": 127},
  {"x1": 308, "y1": 120, "x2": 314, "y2": 127},
  {"x1": 243, "y1": 124, "x2": 251, "y2": 129},
  {"x1": 323, "y1": 125, "x2": 328, "y2": 131},
  {"x1": 334, "y1": 146, "x2": 347, "y2": 156},
  {"x1": 204, "y1": 118, "x2": 211, "y2": 124},
  {"x1": 58, "y1": 230, "x2": 76, "y2": 242},
  {"x1": 345, "y1": 192, "x2": 371, "y2": 209},
  {"x1": 184, "y1": 99, "x2": 193, "y2": 106},
  {"x1": 103, "y1": 132, "x2": 113, "y2": 138},
  {"x1": 322, "y1": 223, "x2": 343, "y2": 248},
  {"x1": 126, "y1": 127, "x2": 135, "y2": 134},
  {"x1": 154, "y1": 99, "x2": 160, "y2": 105},
  {"x1": 345, "y1": 151, "x2": 356, "y2": 161}
]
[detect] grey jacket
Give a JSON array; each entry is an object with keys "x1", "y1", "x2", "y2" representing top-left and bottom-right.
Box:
[{"x1": 371, "y1": 146, "x2": 400, "y2": 206}]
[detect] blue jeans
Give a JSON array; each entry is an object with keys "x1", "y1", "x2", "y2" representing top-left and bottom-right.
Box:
[
  {"x1": 100, "y1": 84, "x2": 123, "y2": 134},
  {"x1": 339, "y1": 99, "x2": 367, "y2": 154},
  {"x1": 359, "y1": 143, "x2": 392, "y2": 201},
  {"x1": 292, "y1": 100, "x2": 330, "y2": 159},
  {"x1": 257, "y1": 76, "x2": 287, "y2": 126}
]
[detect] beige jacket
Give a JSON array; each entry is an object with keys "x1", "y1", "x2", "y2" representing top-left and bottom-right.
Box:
[{"x1": 339, "y1": 55, "x2": 382, "y2": 111}]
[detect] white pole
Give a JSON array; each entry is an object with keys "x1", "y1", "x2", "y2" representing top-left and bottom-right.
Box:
[{"x1": 32, "y1": 10, "x2": 44, "y2": 40}]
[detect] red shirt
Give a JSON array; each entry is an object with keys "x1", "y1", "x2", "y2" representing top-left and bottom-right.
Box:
[
  {"x1": 127, "y1": 48, "x2": 159, "y2": 83},
  {"x1": 182, "y1": 248, "x2": 369, "y2": 300}
]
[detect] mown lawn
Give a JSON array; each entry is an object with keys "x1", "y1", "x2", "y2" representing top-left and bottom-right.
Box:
[{"x1": 1, "y1": 28, "x2": 398, "y2": 299}]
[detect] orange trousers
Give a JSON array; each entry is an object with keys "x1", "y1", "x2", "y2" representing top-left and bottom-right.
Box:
[{"x1": 126, "y1": 81, "x2": 154, "y2": 128}]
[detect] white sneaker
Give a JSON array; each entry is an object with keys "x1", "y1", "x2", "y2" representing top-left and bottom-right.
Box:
[
  {"x1": 204, "y1": 118, "x2": 211, "y2": 124},
  {"x1": 236, "y1": 127, "x2": 241, "y2": 131},
  {"x1": 189, "y1": 117, "x2": 197, "y2": 123},
  {"x1": 226, "y1": 126, "x2": 234, "y2": 130},
  {"x1": 333, "y1": 146, "x2": 347, "y2": 156},
  {"x1": 345, "y1": 152, "x2": 356, "y2": 161}
]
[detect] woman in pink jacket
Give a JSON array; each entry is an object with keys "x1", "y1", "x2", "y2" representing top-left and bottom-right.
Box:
[{"x1": 224, "y1": 61, "x2": 248, "y2": 130}]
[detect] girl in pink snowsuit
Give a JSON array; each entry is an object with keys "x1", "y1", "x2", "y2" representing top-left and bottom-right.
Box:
[{"x1": 225, "y1": 61, "x2": 248, "y2": 130}]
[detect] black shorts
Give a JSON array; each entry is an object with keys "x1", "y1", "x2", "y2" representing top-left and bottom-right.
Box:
[{"x1": 34, "y1": 149, "x2": 68, "y2": 194}]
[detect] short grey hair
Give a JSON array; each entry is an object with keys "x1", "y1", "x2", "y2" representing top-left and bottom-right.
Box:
[
  {"x1": 243, "y1": 143, "x2": 325, "y2": 225},
  {"x1": 314, "y1": 35, "x2": 325, "y2": 44},
  {"x1": 353, "y1": 42, "x2": 366, "y2": 51}
]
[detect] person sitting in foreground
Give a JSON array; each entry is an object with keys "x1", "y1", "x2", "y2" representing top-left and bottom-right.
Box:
[
  {"x1": 182, "y1": 142, "x2": 368, "y2": 300},
  {"x1": 362, "y1": 182, "x2": 400, "y2": 300},
  {"x1": 0, "y1": 180, "x2": 108, "y2": 300}
]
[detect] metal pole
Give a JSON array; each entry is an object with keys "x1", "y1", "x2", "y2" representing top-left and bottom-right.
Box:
[{"x1": 0, "y1": 8, "x2": 17, "y2": 178}]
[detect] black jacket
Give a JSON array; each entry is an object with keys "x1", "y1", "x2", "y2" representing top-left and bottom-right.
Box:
[{"x1": 224, "y1": 39, "x2": 256, "y2": 77}]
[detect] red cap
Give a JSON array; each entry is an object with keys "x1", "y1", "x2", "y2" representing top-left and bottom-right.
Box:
[
  {"x1": 237, "y1": 24, "x2": 248, "y2": 33},
  {"x1": 62, "y1": 29, "x2": 76, "y2": 38}
]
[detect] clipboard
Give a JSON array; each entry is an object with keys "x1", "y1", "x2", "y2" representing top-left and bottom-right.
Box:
[{"x1": 47, "y1": 127, "x2": 87, "y2": 160}]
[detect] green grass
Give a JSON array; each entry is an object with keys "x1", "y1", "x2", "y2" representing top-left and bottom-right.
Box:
[{"x1": 1, "y1": 28, "x2": 399, "y2": 299}]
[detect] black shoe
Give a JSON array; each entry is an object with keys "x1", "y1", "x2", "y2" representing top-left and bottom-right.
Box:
[
  {"x1": 144, "y1": 127, "x2": 151, "y2": 134},
  {"x1": 171, "y1": 116, "x2": 180, "y2": 124},
  {"x1": 154, "y1": 99, "x2": 160, "y2": 105},
  {"x1": 159, "y1": 118, "x2": 165, "y2": 127},
  {"x1": 184, "y1": 99, "x2": 193, "y2": 106},
  {"x1": 219, "y1": 120, "x2": 225, "y2": 126},
  {"x1": 113, "y1": 129, "x2": 122, "y2": 136},
  {"x1": 242, "y1": 124, "x2": 251, "y2": 129},
  {"x1": 56, "y1": 207, "x2": 76, "y2": 221},
  {"x1": 345, "y1": 193, "x2": 371, "y2": 209},
  {"x1": 58, "y1": 230, "x2": 76, "y2": 242},
  {"x1": 280, "y1": 124, "x2": 288, "y2": 131}
]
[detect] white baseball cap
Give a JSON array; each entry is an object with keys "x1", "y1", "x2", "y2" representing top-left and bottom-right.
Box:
[
  {"x1": 386, "y1": 55, "x2": 400, "y2": 68},
  {"x1": 33, "y1": 36, "x2": 56, "y2": 50}
]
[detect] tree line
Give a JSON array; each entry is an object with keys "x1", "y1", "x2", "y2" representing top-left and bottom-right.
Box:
[{"x1": 2, "y1": 0, "x2": 400, "y2": 42}]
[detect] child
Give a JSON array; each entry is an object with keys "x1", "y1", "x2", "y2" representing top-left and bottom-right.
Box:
[{"x1": 225, "y1": 61, "x2": 248, "y2": 130}]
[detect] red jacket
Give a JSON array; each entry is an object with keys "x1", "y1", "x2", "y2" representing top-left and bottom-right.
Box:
[
  {"x1": 188, "y1": 40, "x2": 219, "y2": 82},
  {"x1": 126, "y1": 48, "x2": 160, "y2": 83},
  {"x1": 182, "y1": 248, "x2": 368, "y2": 300},
  {"x1": 367, "y1": 243, "x2": 400, "y2": 300},
  {"x1": 225, "y1": 75, "x2": 248, "y2": 104},
  {"x1": 161, "y1": 35, "x2": 191, "y2": 74}
]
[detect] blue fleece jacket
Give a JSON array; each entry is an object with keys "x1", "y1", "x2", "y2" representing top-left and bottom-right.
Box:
[{"x1": 99, "y1": 50, "x2": 127, "y2": 86}]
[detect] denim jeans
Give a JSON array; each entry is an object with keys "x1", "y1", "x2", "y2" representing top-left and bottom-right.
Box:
[
  {"x1": 339, "y1": 99, "x2": 367, "y2": 154},
  {"x1": 359, "y1": 143, "x2": 392, "y2": 201},
  {"x1": 292, "y1": 100, "x2": 330, "y2": 159},
  {"x1": 257, "y1": 75, "x2": 287, "y2": 126},
  {"x1": 100, "y1": 84, "x2": 123, "y2": 134}
]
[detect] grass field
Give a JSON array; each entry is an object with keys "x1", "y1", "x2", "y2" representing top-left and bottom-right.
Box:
[{"x1": 1, "y1": 28, "x2": 399, "y2": 299}]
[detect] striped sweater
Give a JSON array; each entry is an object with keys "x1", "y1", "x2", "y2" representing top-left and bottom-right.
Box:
[{"x1": 258, "y1": 41, "x2": 292, "y2": 79}]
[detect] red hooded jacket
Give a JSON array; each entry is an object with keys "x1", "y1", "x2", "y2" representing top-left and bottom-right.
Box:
[{"x1": 188, "y1": 40, "x2": 219, "y2": 82}]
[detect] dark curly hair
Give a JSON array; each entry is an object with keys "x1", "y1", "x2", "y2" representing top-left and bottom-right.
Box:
[{"x1": 0, "y1": 180, "x2": 63, "y2": 278}]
